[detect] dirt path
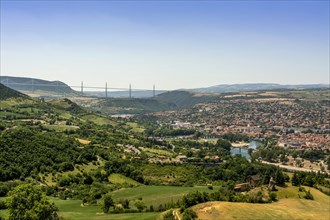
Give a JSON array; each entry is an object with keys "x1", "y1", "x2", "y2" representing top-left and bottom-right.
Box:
[{"x1": 173, "y1": 209, "x2": 181, "y2": 220}]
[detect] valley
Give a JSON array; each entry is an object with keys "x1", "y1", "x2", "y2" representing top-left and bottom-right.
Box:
[{"x1": 0, "y1": 83, "x2": 329, "y2": 220}]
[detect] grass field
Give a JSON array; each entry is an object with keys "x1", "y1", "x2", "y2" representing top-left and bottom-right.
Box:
[
  {"x1": 126, "y1": 122, "x2": 145, "y2": 133},
  {"x1": 81, "y1": 114, "x2": 117, "y2": 126},
  {"x1": 108, "y1": 174, "x2": 142, "y2": 186},
  {"x1": 0, "y1": 185, "x2": 215, "y2": 220},
  {"x1": 44, "y1": 124, "x2": 79, "y2": 132},
  {"x1": 140, "y1": 147, "x2": 174, "y2": 157},
  {"x1": 110, "y1": 185, "x2": 218, "y2": 208},
  {"x1": 193, "y1": 185, "x2": 330, "y2": 220},
  {"x1": 51, "y1": 198, "x2": 159, "y2": 220},
  {"x1": 0, "y1": 197, "x2": 159, "y2": 220}
]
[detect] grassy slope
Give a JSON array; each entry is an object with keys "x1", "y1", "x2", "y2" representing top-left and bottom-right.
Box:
[
  {"x1": 80, "y1": 114, "x2": 117, "y2": 126},
  {"x1": 108, "y1": 174, "x2": 142, "y2": 186},
  {"x1": 0, "y1": 83, "x2": 27, "y2": 100},
  {"x1": 98, "y1": 91, "x2": 217, "y2": 114},
  {"x1": 0, "y1": 186, "x2": 216, "y2": 220},
  {"x1": 51, "y1": 198, "x2": 159, "y2": 220},
  {"x1": 111, "y1": 185, "x2": 217, "y2": 208},
  {"x1": 193, "y1": 185, "x2": 330, "y2": 220}
]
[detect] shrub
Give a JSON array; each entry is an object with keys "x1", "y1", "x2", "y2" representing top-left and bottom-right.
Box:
[
  {"x1": 183, "y1": 208, "x2": 197, "y2": 220},
  {"x1": 269, "y1": 192, "x2": 277, "y2": 201},
  {"x1": 304, "y1": 190, "x2": 314, "y2": 200}
]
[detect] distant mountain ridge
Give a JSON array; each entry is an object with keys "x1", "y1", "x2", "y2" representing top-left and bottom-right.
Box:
[
  {"x1": 2, "y1": 76, "x2": 328, "y2": 97},
  {"x1": 188, "y1": 83, "x2": 328, "y2": 93},
  {"x1": 0, "y1": 76, "x2": 78, "y2": 95}
]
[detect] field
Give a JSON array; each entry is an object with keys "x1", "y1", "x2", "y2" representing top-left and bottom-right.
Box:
[
  {"x1": 140, "y1": 147, "x2": 174, "y2": 157},
  {"x1": 108, "y1": 174, "x2": 142, "y2": 186},
  {"x1": 0, "y1": 185, "x2": 217, "y2": 220},
  {"x1": 51, "y1": 198, "x2": 159, "y2": 220},
  {"x1": 80, "y1": 114, "x2": 117, "y2": 126},
  {"x1": 126, "y1": 122, "x2": 145, "y2": 133},
  {"x1": 0, "y1": 197, "x2": 160, "y2": 220},
  {"x1": 193, "y1": 185, "x2": 330, "y2": 220},
  {"x1": 110, "y1": 185, "x2": 217, "y2": 208}
]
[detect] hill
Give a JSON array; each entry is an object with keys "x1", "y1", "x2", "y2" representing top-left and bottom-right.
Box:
[
  {"x1": 0, "y1": 76, "x2": 78, "y2": 96},
  {"x1": 97, "y1": 91, "x2": 217, "y2": 114},
  {"x1": 0, "y1": 83, "x2": 27, "y2": 100},
  {"x1": 154, "y1": 90, "x2": 216, "y2": 107},
  {"x1": 189, "y1": 83, "x2": 328, "y2": 94},
  {"x1": 193, "y1": 185, "x2": 330, "y2": 220}
]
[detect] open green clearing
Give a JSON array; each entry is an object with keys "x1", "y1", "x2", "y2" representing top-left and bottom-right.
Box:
[
  {"x1": 126, "y1": 122, "x2": 145, "y2": 133},
  {"x1": 0, "y1": 185, "x2": 217, "y2": 220},
  {"x1": 80, "y1": 114, "x2": 117, "y2": 126},
  {"x1": 140, "y1": 147, "x2": 174, "y2": 157},
  {"x1": 193, "y1": 185, "x2": 330, "y2": 220},
  {"x1": 51, "y1": 198, "x2": 159, "y2": 220},
  {"x1": 108, "y1": 174, "x2": 142, "y2": 186},
  {"x1": 110, "y1": 185, "x2": 218, "y2": 207},
  {"x1": 0, "y1": 197, "x2": 159, "y2": 220}
]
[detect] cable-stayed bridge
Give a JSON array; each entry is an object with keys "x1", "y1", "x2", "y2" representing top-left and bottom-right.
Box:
[{"x1": 0, "y1": 76, "x2": 163, "y2": 98}]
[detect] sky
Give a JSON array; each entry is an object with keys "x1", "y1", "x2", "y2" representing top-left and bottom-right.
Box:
[{"x1": 0, "y1": 0, "x2": 329, "y2": 90}]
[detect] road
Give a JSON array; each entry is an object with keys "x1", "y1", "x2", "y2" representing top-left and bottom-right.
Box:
[{"x1": 261, "y1": 160, "x2": 328, "y2": 174}]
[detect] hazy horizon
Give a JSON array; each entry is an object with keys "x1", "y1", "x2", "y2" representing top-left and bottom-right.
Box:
[{"x1": 1, "y1": 1, "x2": 329, "y2": 90}]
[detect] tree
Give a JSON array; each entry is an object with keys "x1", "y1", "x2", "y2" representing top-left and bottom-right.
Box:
[
  {"x1": 274, "y1": 167, "x2": 286, "y2": 186},
  {"x1": 6, "y1": 184, "x2": 58, "y2": 220},
  {"x1": 216, "y1": 139, "x2": 232, "y2": 151},
  {"x1": 102, "y1": 194, "x2": 114, "y2": 213},
  {"x1": 291, "y1": 172, "x2": 300, "y2": 186},
  {"x1": 183, "y1": 208, "x2": 197, "y2": 220},
  {"x1": 134, "y1": 201, "x2": 146, "y2": 212}
]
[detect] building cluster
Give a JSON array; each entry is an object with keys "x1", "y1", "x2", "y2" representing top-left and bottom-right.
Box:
[{"x1": 149, "y1": 99, "x2": 330, "y2": 150}]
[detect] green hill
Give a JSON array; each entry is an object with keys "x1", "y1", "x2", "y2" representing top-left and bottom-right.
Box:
[
  {"x1": 0, "y1": 83, "x2": 27, "y2": 100},
  {"x1": 98, "y1": 91, "x2": 217, "y2": 114},
  {"x1": 154, "y1": 90, "x2": 216, "y2": 108}
]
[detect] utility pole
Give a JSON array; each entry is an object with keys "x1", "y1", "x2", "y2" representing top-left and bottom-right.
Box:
[
  {"x1": 105, "y1": 82, "x2": 108, "y2": 98},
  {"x1": 129, "y1": 84, "x2": 131, "y2": 98},
  {"x1": 81, "y1": 81, "x2": 84, "y2": 96}
]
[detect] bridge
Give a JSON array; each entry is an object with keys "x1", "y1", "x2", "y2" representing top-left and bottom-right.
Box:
[{"x1": 0, "y1": 76, "x2": 162, "y2": 98}]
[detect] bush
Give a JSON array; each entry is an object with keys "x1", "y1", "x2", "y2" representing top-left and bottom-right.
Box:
[
  {"x1": 0, "y1": 201, "x2": 7, "y2": 210},
  {"x1": 207, "y1": 184, "x2": 213, "y2": 190},
  {"x1": 163, "y1": 209, "x2": 175, "y2": 220},
  {"x1": 304, "y1": 190, "x2": 314, "y2": 200},
  {"x1": 269, "y1": 192, "x2": 277, "y2": 201},
  {"x1": 183, "y1": 208, "x2": 197, "y2": 220},
  {"x1": 102, "y1": 194, "x2": 114, "y2": 213}
]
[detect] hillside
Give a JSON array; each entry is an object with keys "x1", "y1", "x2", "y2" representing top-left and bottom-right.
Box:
[
  {"x1": 97, "y1": 91, "x2": 217, "y2": 114},
  {"x1": 193, "y1": 186, "x2": 330, "y2": 220},
  {"x1": 154, "y1": 90, "x2": 216, "y2": 107},
  {"x1": 0, "y1": 83, "x2": 27, "y2": 100},
  {"x1": 0, "y1": 76, "x2": 78, "y2": 96}
]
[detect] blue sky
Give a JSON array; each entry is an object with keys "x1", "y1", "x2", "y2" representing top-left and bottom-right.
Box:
[{"x1": 1, "y1": 0, "x2": 329, "y2": 90}]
